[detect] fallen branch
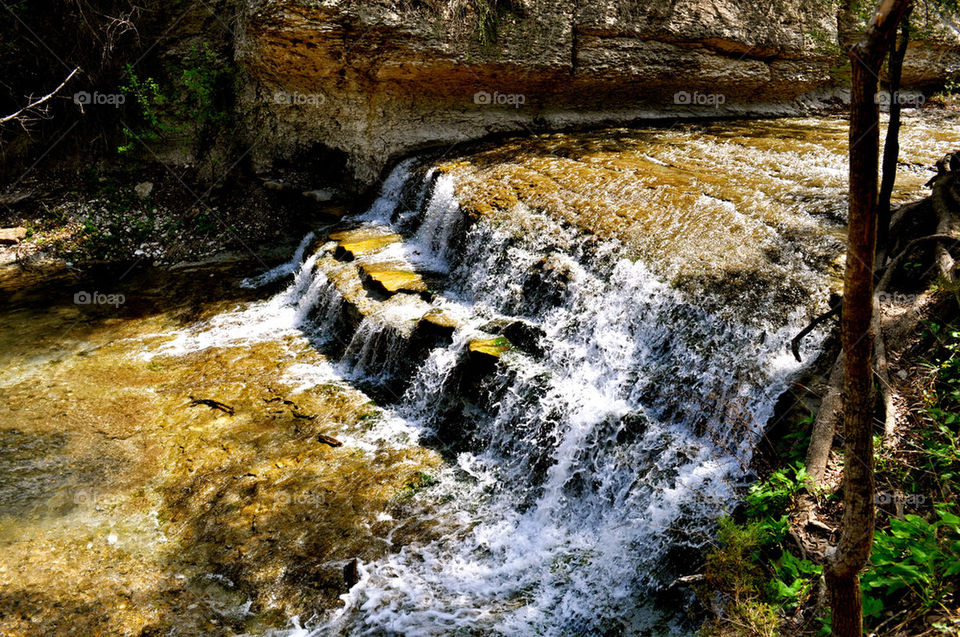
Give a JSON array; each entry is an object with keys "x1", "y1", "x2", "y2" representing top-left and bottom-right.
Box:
[
  {"x1": 0, "y1": 67, "x2": 81, "y2": 127},
  {"x1": 669, "y1": 573, "x2": 705, "y2": 589},
  {"x1": 791, "y1": 303, "x2": 842, "y2": 362},
  {"x1": 872, "y1": 295, "x2": 899, "y2": 440},
  {"x1": 317, "y1": 433, "x2": 343, "y2": 448}
]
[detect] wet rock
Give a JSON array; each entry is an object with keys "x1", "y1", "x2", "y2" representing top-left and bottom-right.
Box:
[
  {"x1": 417, "y1": 310, "x2": 459, "y2": 340},
  {"x1": 359, "y1": 262, "x2": 428, "y2": 295},
  {"x1": 330, "y1": 228, "x2": 401, "y2": 261},
  {"x1": 408, "y1": 310, "x2": 460, "y2": 361},
  {"x1": 343, "y1": 558, "x2": 359, "y2": 588},
  {"x1": 481, "y1": 319, "x2": 546, "y2": 357}
]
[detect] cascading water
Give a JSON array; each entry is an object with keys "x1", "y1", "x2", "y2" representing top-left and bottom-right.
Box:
[
  {"x1": 142, "y1": 118, "x2": 957, "y2": 635},
  {"x1": 207, "y1": 120, "x2": 888, "y2": 636}
]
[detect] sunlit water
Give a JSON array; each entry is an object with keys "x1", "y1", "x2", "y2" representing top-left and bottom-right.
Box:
[{"x1": 1, "y1": 115, "x2": 958, "y2": 635}]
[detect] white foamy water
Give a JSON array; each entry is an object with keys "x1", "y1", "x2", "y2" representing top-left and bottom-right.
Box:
[{"x1": 147, "y1": 117, "x2": 960, "y2": 635}]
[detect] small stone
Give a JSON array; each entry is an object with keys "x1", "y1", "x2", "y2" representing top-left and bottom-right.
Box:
[
  {"x1": 134, "y1": 182, "x2": 153, "y2": 199},
  {"x1": 0, "y1": 227, "x2": 27, "y2": 244},
  {"x1": 303, "y1": 188, "x2": 339, "y2": 203},
  {"x1": 896, "y1": 369, "x2": 908, "y2": 380},
  {"x1": 106, "y1": 533, "x2": 118, "y2": 545}
]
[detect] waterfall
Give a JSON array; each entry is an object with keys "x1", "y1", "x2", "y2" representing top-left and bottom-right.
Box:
[
  {"x1": 225, "y1": 146, "x2": 832, "y2": 635},
  {"x1": 167, "y1": 127, "x2": 846, "y2": 634}
]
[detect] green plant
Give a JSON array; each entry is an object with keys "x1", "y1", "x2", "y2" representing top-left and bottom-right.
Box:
[
  {"x1": 862, "y1": 508, "x2": 960, "y2": 623},
  {"x1": 396, "y1": 471, "x2": 438, "y2": 500},
  {"x1": 180, "y1": 41, "x2": 228, "y2": 132},
  {"x1": 118, "y1": 41, "x2": 232, "y2": 153},
  {"x1": 701, "y1": 465, "x2": 817, "y2": 635},
  {"x1": 745, "y1": 463, "x2": 811, "y2": 520},
  {"x1": 119, "y1": 65, "x2": 167, "y2": 151},
  {"x1": 769, "y1": 550, "x2": 822, "y2": 611}
]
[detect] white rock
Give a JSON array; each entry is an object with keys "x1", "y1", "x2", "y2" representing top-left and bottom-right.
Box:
[{"x1": 134, "y1": 182, "x2": 154, "y2": 199}]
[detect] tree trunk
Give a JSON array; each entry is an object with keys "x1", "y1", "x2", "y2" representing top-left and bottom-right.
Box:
[
  {"x1": 877, "y1": 9, "x2": 912, "y2": 256},
  {"x1": 828, "y1": 1, "x2": 912, "y2": 635}
]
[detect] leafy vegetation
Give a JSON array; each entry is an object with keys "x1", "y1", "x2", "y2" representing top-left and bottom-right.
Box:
[
  {"x1": 701, "y1": 465, "x2": 818, "y2": 636},
  {"x1": 704, "y1": 316, "x2": 960, "y2": 635},
  {"x1": 119, "y1": 41, "x2": 233, "y2": 154}
]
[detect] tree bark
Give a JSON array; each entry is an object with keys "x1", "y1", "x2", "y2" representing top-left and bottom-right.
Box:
[
  {"x1": 829, "y1": 1, "x2": 913, "y2": 635},
  {"x1": 877, "y1": 8, "x2": 912, "y2": 257}
]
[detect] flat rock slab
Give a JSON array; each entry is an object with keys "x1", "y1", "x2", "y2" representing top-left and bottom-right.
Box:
[
  {"x1": 329, "y1": 228, "x2": 401, "y2": 259},
  {"x1": 0, "y1": 227, "x2": 27, "y2": 244},
  {"x1": 359, "y1": 262, "x2": 428, "y2": 294}
]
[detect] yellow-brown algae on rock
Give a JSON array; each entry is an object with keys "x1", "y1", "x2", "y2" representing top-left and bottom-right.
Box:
[
  {"x1": 359, "y1": 262, "x2": 428, "y2": 294},
  {"x1": 0, "y1": 263, "x2": 445, "y2": 636},
  {"x1": 467, "y1": 337, "x2": 512, "y2": 359},
  {"x1": 329, "y1": 228, "x2": 402, "y2": 259}
]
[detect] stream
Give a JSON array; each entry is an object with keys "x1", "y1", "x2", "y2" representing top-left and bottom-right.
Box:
[{"x1": 1, "y1": 115, "x2": 958, "y2": 636}]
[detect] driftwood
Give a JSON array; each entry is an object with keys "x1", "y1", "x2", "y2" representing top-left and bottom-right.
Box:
[
  {"x1": 805, "y1": 356, "x2": 843, "y2": 485},
  {"x1": 317, "y1": 433, "x2": 343, "y2": 448},
  {"x1": 668, "y1": 573, "x2": 706, "y2": 589}
]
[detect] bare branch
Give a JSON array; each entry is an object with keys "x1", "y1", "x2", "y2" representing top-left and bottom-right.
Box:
[{"x1": 0, "y1": 67, "x2": 82, "y2": 127}]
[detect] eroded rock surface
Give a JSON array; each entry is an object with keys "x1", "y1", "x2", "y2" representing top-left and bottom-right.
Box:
[{"x1": 236, "y1": 0, "x2": 960, "y2": 188}]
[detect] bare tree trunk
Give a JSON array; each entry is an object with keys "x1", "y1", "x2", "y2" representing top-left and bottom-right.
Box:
[
  {"x1": 828, "y1": 1, "x2": 913, "y2": 635},
  {"x1": 877, "y1": 8, "x2": 912, "y2": 257}
]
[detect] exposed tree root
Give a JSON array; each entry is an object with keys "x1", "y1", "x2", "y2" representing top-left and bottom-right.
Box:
[
  {"x1": 873, "y1": 296, "x2": 898, "y2": 441},
  {"x1": 805, "y1": 357, "x2": 843, "y2": 485}
]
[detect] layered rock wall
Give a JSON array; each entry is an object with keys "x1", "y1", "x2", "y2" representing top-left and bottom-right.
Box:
[{"x1": 233, "y1": 0, "x2": 960, "y2": 190}]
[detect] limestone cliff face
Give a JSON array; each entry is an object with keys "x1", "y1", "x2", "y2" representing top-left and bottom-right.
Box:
[{"x1": 234, "y1": 0, "x2": 957, "y2": 190}]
